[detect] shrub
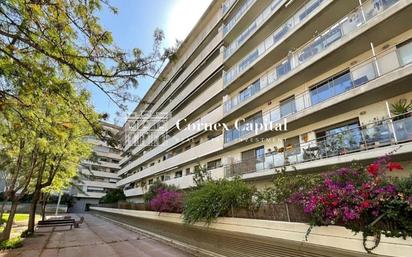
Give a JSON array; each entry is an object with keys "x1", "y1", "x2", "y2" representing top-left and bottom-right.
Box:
[
  {"x1": 144, "y1": 181, "x2": 177, "y2": 203},
  {"x1": 183, "y1": 178, "x2": 254, "y2": 224},
  {"x1": 290, "y1": 156, "x2": 411, "y2": 253},
  {"x1": 0, "y1": 237, "x2": 23, "y2": 250},
  {"x1": 99, "y1": 188, "x2": 126, "y2": 204},
  {"x1": 149, "y1": 189, "x2": 183, "y2": 213}
]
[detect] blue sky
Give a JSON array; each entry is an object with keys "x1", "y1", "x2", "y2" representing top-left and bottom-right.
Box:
[{"x1": 91, "y1": 0, "x2": 211, "y2": 125}]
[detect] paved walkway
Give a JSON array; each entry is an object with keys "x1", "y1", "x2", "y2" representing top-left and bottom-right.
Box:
[{"x1": 0, "y1": 214, "x2": 193, "y2": 257}]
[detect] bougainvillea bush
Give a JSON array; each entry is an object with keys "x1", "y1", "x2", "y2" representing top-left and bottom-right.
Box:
[
  {"x1": 289, "y1": 156, "x2": 412, "y2": 252},
  {"x1": 149, "y1": 189, "x2": 183, "y2": 213}
]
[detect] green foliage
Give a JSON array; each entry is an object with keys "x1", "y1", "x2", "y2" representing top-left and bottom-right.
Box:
[
  {"x1": 192, "y1": 164, "x2": 212, "y2": 187},
  {"x1": 143, "y1": 181, "x2": 177, "y2": 203},
  {"x1": 0, "y1": 0, "x2": 175, "y2": 112},
  {"x1": 390, "y1": 99, "x2": 412, "y2": 116},
  {"x1": 99, "y1": 189, "x2": 126, "y2": 204},
  {"x1": 272, "y1": 171, "x2": 322, "y2": 204},
  {"x1": 183, "y1": 178, "x2": 254, "y2": 224},
  {"x1": 0, "y1": 237, "x2": 23, "y2": 250}
]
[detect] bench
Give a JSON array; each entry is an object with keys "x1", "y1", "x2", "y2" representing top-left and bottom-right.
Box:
[
  {"x1": 36, "y1": 216, "x2": 84, "y2": 230},
  {"x1": 37, "y1": 222, "x2": 74, "y2": 229}
]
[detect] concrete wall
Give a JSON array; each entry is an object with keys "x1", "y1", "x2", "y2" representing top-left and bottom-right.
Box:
[
  {"x1": 91, "y1": 207, "x2": 412, "y2": 257},
  {"x1": 70, "y1": 198, "x2": 99, "y2": 213}
]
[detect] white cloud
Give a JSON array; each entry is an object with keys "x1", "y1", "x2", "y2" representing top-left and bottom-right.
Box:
[{"x1": 166, "y1": 0, "x2": 212, "y2": 47}]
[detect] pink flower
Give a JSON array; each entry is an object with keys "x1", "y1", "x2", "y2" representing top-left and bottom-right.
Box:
[
  {"x1": 386, "y1": 162, "x2": 403, "y2": 172},
  {"x1": 367, "y1": 163, "x2": 380, "y2": 177}
]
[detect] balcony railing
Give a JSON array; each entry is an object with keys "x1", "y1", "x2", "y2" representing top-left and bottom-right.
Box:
[
  {"x1": 223, "y1": 0, "x2": 402, "y2": 112},
  {"x1": 223, "y1": 0, "x2": 400, "y2": 87},
  {"x1": 223, "y1": 0, "x2": 237, "y2": 15},
  {"x1": 224, "y1": 41, "x2": 412, "y2": 143},
  {"x1": 225, "y1": 114, "x2": 412, "y2": 177},
  {"x1": 223, "y1": 0, "x2": 256, "y2": 35},
  {"x1": 224, "y1": 0, "x2": 285, "y2": 59}
]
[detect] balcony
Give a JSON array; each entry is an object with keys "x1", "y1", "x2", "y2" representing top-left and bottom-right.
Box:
[
  {"x1": 118, "y1": 106, "x2": 224, "y2": 176},
  {"x1": 80, "y1": 169, "x2": 119, "y2": 179},
  {"x1": 124, "y1": 50, "x2": 224, "y2": 154},
  {"x1": 224, "y1": 41, "x2": 412, "y2": 143},
  {"x1": 83, "y1": 160, "x2": 120, "y2": 170},
  {"x1": 122, "y1": 167, "x2": 225, "y2": 197},
  {"x1": 118, "y1": 135, "x2": 224, "y2": 186},
  {"x1": 223, "y1": 0, "x2": 256, "y2": 35},
  {"x1": 124, "y1": 187, "x2": 144, "y2": 197},
  {"x1": 222, "y1": 0, "x2": 237, "y2": 15},
  {"x1": 128, "y1": 77, "x2": 224, "y2": 160},
  {"x1": 225, "y1": 114, "x2": 412, "y2": 177},
  {"x1": 123, "y1": 31, "x2": 224, "y2": 152},
  {"x1": 223, "y1": 0, "x2": 333, "y2": 86},
  {"x1": 224, "y1": 0, "x2": 285, "y2": 60},
  {"x1": 223, "y1": 0, "x2": 404, "y2": 114}
]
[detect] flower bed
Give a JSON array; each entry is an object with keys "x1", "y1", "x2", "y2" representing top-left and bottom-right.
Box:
[{"x1": 289, "y1": 156, "x2": 412, "y2": 253}]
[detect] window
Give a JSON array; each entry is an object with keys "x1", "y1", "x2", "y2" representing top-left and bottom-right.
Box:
[
  {"x1": 185, "y1": 168, "x2": 191, "y2": 175},
  {"x1": 207, "y1": 159, "x2": 222, "y2": 170},
  {"x1": 175, "y1": 170, "x2": 183, "y2": 178},
  {"x1": 310, "y1": 71, "x2": 352, "y2": 105},
  {"x1": 284, "y1": 136, "x2": 300, "y2": 156},
  {"x1": 397, "y1": 39, "x2": 412, "y2": 66},
  {"x1": 87, "y1": 186, "x2": 104, "y2": 193},
  {"x1": 242, "y1": 146, "x2": 264, "y2": 160},
  {"x1": 276, "y1": 58, "x2": 291, "y2": 77},
  {"x1": 280, "y1": 96, "x2": 296, "y2": 117},
  {"x1": 315, "y1": 119, "x2": 362, "y2": 155},
  {"x1": 239, "y1": 80, "x2": 260, "y2": 102},
  {"x1": 148, "y1": 179, "x2": 153, "y2": 185}
]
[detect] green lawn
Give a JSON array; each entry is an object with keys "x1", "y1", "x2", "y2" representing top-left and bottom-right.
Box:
[{"x1": 2, "y1": 213, "x2": 33, "y2": 223}]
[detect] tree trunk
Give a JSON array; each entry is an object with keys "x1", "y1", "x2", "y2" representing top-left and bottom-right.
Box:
[
  {"x1": 41, "y1": 193, "x2": 49, "y2": 221},
  {"x1": 27, "y1": 188, "x2": 41, "y2": 235},
  {"x1": 0, "y1": 196, "x2": 9, "y2": 225},
  {"x1": 0, "y1": 200, "x2": 18, "y2": 242},
  {"x1": 285, "y1": 203, "x2": 291, "y2": 222}
]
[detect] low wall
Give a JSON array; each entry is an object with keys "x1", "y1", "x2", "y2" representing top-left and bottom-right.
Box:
[
  {"x1": 91, "y1": 206, "x2": 412, "y2": 257},
  {"x1": 1, "y1": 202, "x2": 67, "y2": 214}
]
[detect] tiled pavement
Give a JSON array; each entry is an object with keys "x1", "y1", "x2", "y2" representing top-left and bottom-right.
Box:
[{"x1": 0, "y1": 214, "x2": 193, "y2": 257}]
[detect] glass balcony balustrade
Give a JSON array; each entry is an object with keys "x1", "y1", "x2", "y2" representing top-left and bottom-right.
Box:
[
  {"x1": 224, "y1": 0, "x2": 285, "y2": 59},
  {"x1": 223, "y1": 0, "x2": 401, "y2": 113},
  {"x1": 223, "y1": 0, "x2": 328, "y2": 85},
  {"x1": 223, "y1": 0, "x2": 400, "y2": 87},
  {"x1": 223, "y1": 0, "x2": 256, "y2": 35},
  {"x1": 223, "y1": 0, "x2": 237, "y2": 15},
  {"x1": 225, "y1": 114, "x2": 412, "y2": 177},
  {"x1": 223, "y1": 41, "x2": 412, "y2": 144}
]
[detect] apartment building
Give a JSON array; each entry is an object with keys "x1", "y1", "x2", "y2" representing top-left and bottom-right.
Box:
[
  {"x1": 70, "y1": 122, "x2": 122, "y2": 212},
  {"x1": 117, "y1": 0, "x2": 412, "y2": 202}
]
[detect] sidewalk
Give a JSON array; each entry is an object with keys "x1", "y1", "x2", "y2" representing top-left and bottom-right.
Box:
[{"x1": 0, "y1": 214, "x2": 193, "y2": 257}]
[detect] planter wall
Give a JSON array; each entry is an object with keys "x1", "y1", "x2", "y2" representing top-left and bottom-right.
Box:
[{"x1": 90, "y1": 206, "x2": 412, "y2": 257}]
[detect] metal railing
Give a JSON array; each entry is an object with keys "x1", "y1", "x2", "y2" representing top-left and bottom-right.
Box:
[
  {"x1": 223, "y1": 0, "x2": 256, "y2": 35},
  {"x1": 224, "y1": 0, "x2": 285, "y2": 59},
  {"x1": 223, "y1": 0, "x2": 400, "y2": 87},
  {"x1": 224, "y1": 41, "x2": 412, "y2": 143},
  {"x1": 225, "y1": 113, "x2": 412, "y2": 177},
  {"x1": 223, "y1": 0, "x2": 237, "y2": 15},
  {"x1": 223, "y1": 0, "x2": 403, "y2": 113}
]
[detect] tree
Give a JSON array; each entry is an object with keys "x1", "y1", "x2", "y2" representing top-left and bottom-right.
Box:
[
  {"x1": 99, "y1": 188, "x2": 126, "y2": 204},
  {"x1": 0, "y1": 0, "x2": 175, "y2": 112},
  {"x1": 0, "y1": 0, "x2": 174, "y2": 242},
  {"x1": 0, "y1": 85, "x2": 96, "y2": 241}
]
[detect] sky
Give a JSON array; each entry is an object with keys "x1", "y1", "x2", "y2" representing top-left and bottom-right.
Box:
[{"x1": 91, "y1": 0, "x2": 212, "y2": 125}]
